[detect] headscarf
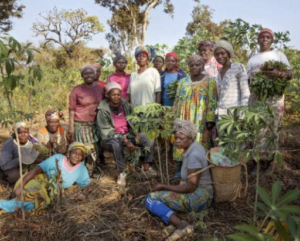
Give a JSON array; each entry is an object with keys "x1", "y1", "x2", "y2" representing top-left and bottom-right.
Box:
[
  {"x1": 45, "y1": 109, "x2": 63, "y2": 121},
  {"x1": 105, "y1": 81, "x2": 122, "y2": 95},
  {"x1": 134, "y1": 45, "x2": 156, "y2": 61},
  {"x1": 198, "y1": 40, "x2": 215, "y2": 51},
  {"x1": 257, "y1": 28, "x2": 274, "y2": 42},
  {"x1": 113, "y1": 55, "x2": 128, "y2": 65},
  {"x1": 213, "y1": 40, "x2": 234, "y2": 58},
  {"x1": 173, "y1": 119, "x2": 198, "y2": 140},
  {"x1": 68, "y1": 142, "x2": 88, "y2": 155},
  {"x1": 187, "y1": 54, "x2": 205, "y2": 66},
  {"x1": 165, "y1": 52, "x2": 179, "y2": 69},
  {"x1": 80, "y1": 64, "x2": 96, "y2": 75},
  {"x1": 92, "y1": 62, "x2": 102, "y2": 70},
  {"x1": 13, "y1": 122, "x2": 28, "y2": 132}
]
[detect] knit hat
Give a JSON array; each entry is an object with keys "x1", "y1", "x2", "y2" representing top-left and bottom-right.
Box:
[
  {"x1": 213, "y1": 40, "x2": 234, "y2": 58},
  {"x1": 105, "y1": 81, "x2": 122, "y2": 95},
  {"x1": 258, "y1": 28, "x2": 274, "y2": 42}
]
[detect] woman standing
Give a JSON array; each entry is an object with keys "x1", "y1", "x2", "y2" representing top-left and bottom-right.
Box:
[
  {"x1": 69, "y1": 65, "x2": 105, "y2": 159},
  {"x1": 128, "y1": 46, "x2": 161, "y2": 108},
  {"x1": 213, "y1": 40, "x2": 250, "y2": 117},
  {"x1": 145, "y1": 119, "x2": 213, "y2": 241},
  {"x1": 198, "y1": 40, "x2": 222, "y2": 79},
  {"x1": 107, "y1": 55, "x2": 130, "y2": 101},
  {"x1": 247, "y1": 28, "x2": 293, "y2": 173},
  {"x1": 161, "y1": 52, "x2": 187, "y2": 106},
  {"x1": 92, "y1": 62, "x2": 105, "y2": 88},
  {"x1": 97, "y1": 82, "x2": 157, "y2": 186},
  {"x1": 153, "y1": 55, "x2": 165, "y2": 75},
  {"x1": 0, "y1": 122, "x2": 40, "y2": 186},
  {"x1": 37, "y1": 109, "x2": 68, "y2": 155}
]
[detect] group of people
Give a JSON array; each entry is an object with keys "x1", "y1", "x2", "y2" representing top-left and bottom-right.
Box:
[{"x1": 0, "y1": 27, "x2": 293, "y2": 241}]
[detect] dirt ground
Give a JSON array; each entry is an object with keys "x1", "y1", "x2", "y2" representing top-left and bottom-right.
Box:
[{"x1": 0, "y1": 113, "x2": 299, "y2": 241}]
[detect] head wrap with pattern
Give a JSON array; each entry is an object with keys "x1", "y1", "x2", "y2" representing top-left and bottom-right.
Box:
[
  {"x1": 134, "y1": 45, "x2": 156, "y2": 61},
  {"x1": 173, "y1": 119, "x2": 198, "y2": 140},
  {"x1": 45, "y1": 109, "x2": 63, "y2": 121},
  {"x1": 198, "y1": 40, "x2": 215, "y2": 51},
  {"x1": 187, "y1": 54, "x2": 205, "y2": 66},
  {"x1": 68, "y1": 142, "x2": 88, "y2": 155}
]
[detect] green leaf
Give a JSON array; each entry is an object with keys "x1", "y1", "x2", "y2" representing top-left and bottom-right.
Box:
[
  {"x1": 227, "y1": 233, "x2": 260, "y2": 241},
  {"x1": 257, "y1": 186, "x2": 271, "y2": 206},
  {"x1": 273, "y1": 219, "x2": 291, "y2": 241},
  {"x1": 276, "y1": 189, "x2": 300, "y2": 206},
  {"x1": 277, "y1": 205, "x2": 300, "y2": 214},
  {"x1": 271, "y1": 181, "x2": 281, "y2": 205},
  {"x1": 234, "y1": 224, "x2": 259, "y2": 233}
]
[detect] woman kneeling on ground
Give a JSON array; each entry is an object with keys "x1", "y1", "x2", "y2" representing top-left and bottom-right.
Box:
[
  {"x1": 0, "y1": 142, "x2": 90, "y2": 214},
  {"x1": 145, "y1": 119, "x2": 213, "y2": 241},
  {"x1": 96, "y1": 82, "x2": 157, "y2": 187},
  {"x1": 37, "y1": 109, "x2": 68, "y2": 155},
  {"x1": 0, "y1": 122, "x2": 40, "y2": 186}
]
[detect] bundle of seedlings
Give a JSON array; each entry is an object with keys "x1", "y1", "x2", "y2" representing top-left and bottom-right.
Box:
[
  {"x1": 167, "y1": 79, "x2": 179, "y2": 100},
  {"x1": 251, "y1": 60, "x2": 289, "y2": 100},
  {"x1": 32, "y1": 143, "x2": 51, "y2": 160}
]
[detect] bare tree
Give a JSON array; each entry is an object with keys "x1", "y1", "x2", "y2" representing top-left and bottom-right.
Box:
[{"x1": 32, "y1": 7, "x2": 104, "y2": 58}]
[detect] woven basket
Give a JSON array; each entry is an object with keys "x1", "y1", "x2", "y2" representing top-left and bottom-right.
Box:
[{"x1": 206, "y1": 149, "x2": 248, "y2": 203}]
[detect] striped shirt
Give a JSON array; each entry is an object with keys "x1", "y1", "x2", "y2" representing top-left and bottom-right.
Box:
[{"x1": 217, "y1": 62, "x2": 250, "y2": 116}]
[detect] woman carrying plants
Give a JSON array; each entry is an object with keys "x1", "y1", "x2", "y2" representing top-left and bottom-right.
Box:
[
  {"x1": 172, "y1": 55, "x2": 217, "y2": 178},
  {"x1": 198, "y1": 40, "x2": 222, "y2": 79},
  {"x1": 37, "y1": 109, "x2": 68, "y2": 155},
  {"x1": 0, "y1": 122, "x2": 40, "y2": 186},
  {"x1": 213, "y1": 40, "x2": 250, "y2": 117},
  {"x1": 97, "y1": 82, "x2": 157, "y2": 186},
  {"x1": 0, "y1": 142, "x2": 91, "y2": 214},
  {"x1": 161, "y1": 52, "x2": 187, "y2": 106},
  {"x1": 247, "y1": 28, "x2": 293, "y2": 173},
  {"x1": 128, "y1": 45, "x2": 161, "y2": 108},
  {"x1": 145, "y1": 119, "x2": 213, "y2": 241},
  {"x1": 69, "y1": 64, "x2": 105, "y2": 160},
  {"x1": 107, "y1": 55, "x2": 130, "y2": 101}
]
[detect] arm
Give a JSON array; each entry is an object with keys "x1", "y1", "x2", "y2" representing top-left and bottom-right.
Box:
[
  {"x1": 155, "y1": 91, "x2": 162, "y2": 104},
  {"x1": 68, "y1": 110, "x2": 75, "y2": 142},
  {"x1": 238, "y1": 64, "x2": 250, "y2": 106},
  {"x1": 14, "y1": 166, "x2": 43, "y2": 196},
  {"x1": 153, "y1": 168, "x2": 201, "y2": 194},
  {"x1": 206, "y1": 79, "x2": 217, "y2": 130}
]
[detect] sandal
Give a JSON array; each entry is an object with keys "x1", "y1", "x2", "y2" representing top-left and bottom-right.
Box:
[{"x1": 165, "y1": 224, "x2": 193, "y2": 241}]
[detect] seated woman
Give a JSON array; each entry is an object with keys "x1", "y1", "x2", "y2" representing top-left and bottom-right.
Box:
[
  {"x1": 37, "y1": 109, "x2": 68, "y2": 155},
  {"x1": 145, "y1": 119, "x2": 213, "y2": 241},
  {"x1": 0, "y1": 142, "x2": 91, "y2": 213},
  {"x1": 0, "y1": 122, "x2": 40, "y2": 186},
  {"x1": 97, "y1": 82, "x2": 157, "y2": 187}
]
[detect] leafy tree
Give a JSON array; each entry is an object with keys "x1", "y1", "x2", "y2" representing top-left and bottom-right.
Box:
[
  {"x1": 32, "y1": 7, "x2": 104, "y2": 59},
  {"x1": 95, "y1": 0, "x2": 174, "y2": 56},
  {"x1": 0, "y1": 0, "x2": 25, "y2": 32},
  {"x1": 223, "y1": 18, "x2": 290, "y2": 59},
  {"x1": 0, "y1": 36, "x2": 42, "y2": 126}
]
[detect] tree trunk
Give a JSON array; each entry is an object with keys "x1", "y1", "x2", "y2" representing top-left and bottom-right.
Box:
[{"x1": 141, "y1": 0, "x2": 159, "y2": 46}]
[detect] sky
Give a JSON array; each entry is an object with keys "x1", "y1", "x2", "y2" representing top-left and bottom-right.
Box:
[{"x1": 7, "y1": 0, "x2": 300, "y2": 51}]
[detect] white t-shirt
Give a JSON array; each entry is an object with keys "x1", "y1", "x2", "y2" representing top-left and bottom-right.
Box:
[
  {"x1": 128, "y1": 67, "x2": 161, "y2": 108},
  {"x1": 247, "y1": 50, "x2": 291, "y2": 79}
]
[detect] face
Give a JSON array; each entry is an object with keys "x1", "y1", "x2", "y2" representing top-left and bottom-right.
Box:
[
  {"x1": 82, "y1": 68, "x2": 95, "y2": 84},
  {"x1": 174, "y1": 132, "x2": 193, "y2": 150},
  {"x1": 199, "y1": 46, "x2": 213, "y2": 62},
  {"x1": 165, "y1": 56, "x2": 177, "y2": 71},
  {"x1": 136, "y1": 52, "x2": 149, "y2": 67},
  {"x1": 17, "y1": 127, "x2": 29, "y2": 145},
  {"x1": 108, "y1": 89, "x2": 122, "y2": 105},
  {"x1": 94, "y1": 67, "x2": 101, "y2": 80},
  {"x1": 69, "y1": 149, "x2": 85, "y2": 166},
  {"x1": 115, "y1": 59, "x2": 127, "y2": 72},
  {"x1": 214, "y1": 48, "x2": 230, "y2": 65},
  {"x1": 153, "y1": 57, "x2": 164, "y2": 71},
  {"x1": 47, "y1": 119, "x2": 60, "y2": 133},
  {"x1": 258, "y1": 33, "x2": 273, "y2": 51},
  {"x1": 188, "y1": 60, "x2": 204, "y2": 76}
]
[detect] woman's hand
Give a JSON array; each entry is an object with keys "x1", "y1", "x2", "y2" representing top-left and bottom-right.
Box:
[
  {"x1": 68, "y1": 129, "x2": 74, "y2": 142},
  {"x1": 206, "y1": 122, "x2": 215, "y2": 130},
  {"x1": 50, "y1": 134, "x2": 58, "y2": 144},
  {"x1": 14, "y1": 186, "x2": 21, "y2": 198},
  {"x1": 75, "y1": 193, "x2": 86, "y2": 201},
  {"x1": 152, "y1": 184, "x2": 165, "y2": 192},
  {"x1": 263, "y1": 70, "x2": 279, "y2": 79}
]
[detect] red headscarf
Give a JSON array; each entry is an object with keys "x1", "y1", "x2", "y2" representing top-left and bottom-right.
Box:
[
  {"x1": 258, "y1": 28, "x2": 274, "y2": 42},
  {"x1": 165, "y1": 52, "x2": 179, "y2": 69}
]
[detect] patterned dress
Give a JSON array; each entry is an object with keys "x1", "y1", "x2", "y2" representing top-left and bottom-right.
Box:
[{"x1": 173, "y1": 76, "x2": 217, "y2": 160}]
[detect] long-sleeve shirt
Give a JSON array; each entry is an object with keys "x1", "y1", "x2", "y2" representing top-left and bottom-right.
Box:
[{"x1": 216, "y1": 62, "x2": 250, "y2": 117}]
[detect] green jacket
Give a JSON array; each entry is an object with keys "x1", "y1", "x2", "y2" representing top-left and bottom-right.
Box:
[{"x1": 96, "y1": 98, "x2": 135, "y2": 141}]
